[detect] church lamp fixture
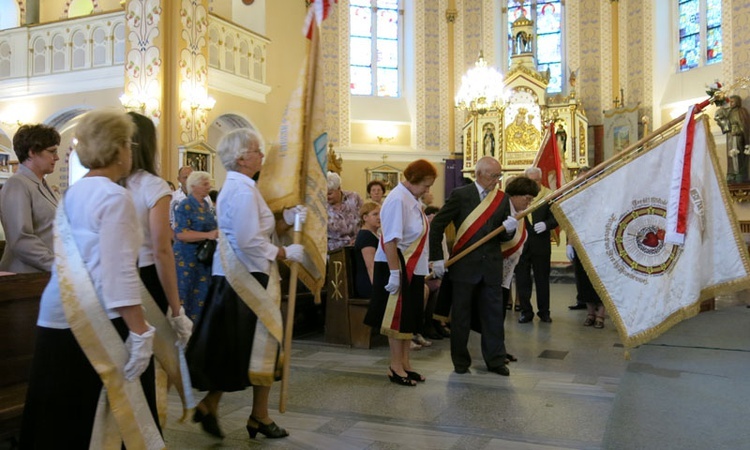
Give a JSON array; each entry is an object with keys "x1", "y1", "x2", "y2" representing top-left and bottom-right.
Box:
[{"x1": 455, "y1": 51, "x2": 505, "y2": 115}]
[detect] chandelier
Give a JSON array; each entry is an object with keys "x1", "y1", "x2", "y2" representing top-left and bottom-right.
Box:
[{"x1": 455, "y1": 51, "x2": 505, "y2": 115}]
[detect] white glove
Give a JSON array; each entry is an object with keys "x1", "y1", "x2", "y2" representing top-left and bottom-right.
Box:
[
  {"x1": 502, "y1": 217, "x2": 518, "y2": 232},
  {"x1": 283, "y1": 205, "x2": 308, "y2": 225},
  {"x1": 124, "y1": 324, "x2": 155, "y2": 381},
  {"x1": 431, "y1": 260, "x2": 447, "y2": 279},
  {"x1": 167, "y1": 306, "x2": 193, "y2": 347},
  {"x1": 284, "y1": 244, "x2": 305, "y2": 263},
  {"x1": 566, "y1": 244, "x2": 575, "y2": 261},
  {"x1": 385, "y1": 270, "x2": 400, "y2": 294},
  {"x1": 534, "y1": 222, "x2": 547, "y2": 234}
]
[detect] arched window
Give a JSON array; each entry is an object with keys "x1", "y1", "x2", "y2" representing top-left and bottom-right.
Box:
[
  {"x1": 349, "y1": 0, "x2": 400, "y2": 97},
  {"x1": 677, "y1": 0, "x2": 721, "y2": 72},
  {"x1": 506, "y1": 0, "x2": 563, "y2": 94},
  {"x1": 0, "y1": 0, "x2": 21, "y2": 31}
]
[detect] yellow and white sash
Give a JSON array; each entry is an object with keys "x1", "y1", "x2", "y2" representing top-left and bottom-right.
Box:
[
  {"x1": 218, "y1": 231, "x2": 283, "y2": 386},
  {"x1": 139, "y1": 285, "x2": 196, "y2": 423},
  {"x1": 55, "y1": 201, "x2": 164, "y2": 450}
]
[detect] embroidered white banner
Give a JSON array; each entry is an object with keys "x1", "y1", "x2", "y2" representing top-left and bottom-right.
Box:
[{"x1": 552, "y1": 115, "x2": 750, "y2": 347}]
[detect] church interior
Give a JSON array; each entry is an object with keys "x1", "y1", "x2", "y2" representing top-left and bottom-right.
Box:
[{"x1": 1, "y1": 0, "x2": 750, "y2": 448}]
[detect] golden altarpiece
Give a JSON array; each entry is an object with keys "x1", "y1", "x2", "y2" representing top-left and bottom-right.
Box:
[{"x1": 461, "y1": 15, "x2": 589, "y2": 179}]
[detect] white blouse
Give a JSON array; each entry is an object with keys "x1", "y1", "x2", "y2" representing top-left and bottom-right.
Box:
[
  {"x1": 212, "y1": 171, "x2": 278, "y2": 276},
  {"x1": 127, "y1": 170, "x2": 172, "y2": 267},
  {"x1": 38, "y1": 177, "x2": 143, "y2": 329},
  {"x1": 375, "y1": 182, "x2": 429, "y2": 275}
]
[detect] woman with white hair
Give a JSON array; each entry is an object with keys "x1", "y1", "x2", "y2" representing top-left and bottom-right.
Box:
[
  {"x1": 174, "y1": 170, "x2": 218, "y2": 320},
  {"x1": 327, "y1": 171, "x2": 363, "y2": 252},
  {"x1": 187, "y1": 128, "x2": 306, "y2": 441}
]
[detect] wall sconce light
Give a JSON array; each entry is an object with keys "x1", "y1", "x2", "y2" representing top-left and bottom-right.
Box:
[
  {"x1": 181, "y1": 82, "x2": 217, "y2": 112},
  {"x1": 1, "y1": 103, "x2": 36, "y2": 127},
  {"x1": 0, "y1": 119, "x2": 23, "y2": 127},
  {"x1": 372, "y1": 123, "x2": 397, "y2": 145},
  {"x1": 119, "y1": 93, "x2": 147, "y2": 111}
]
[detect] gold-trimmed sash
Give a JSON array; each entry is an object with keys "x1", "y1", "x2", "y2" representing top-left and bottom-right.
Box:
[
  {"x1": 139, "y1": 286, "x2": 196, "y2": 421},
  {"x1": 453, "y1": 189, "x2": 505, "y2": 254},
  {"x1": 55, "y1": 201, "x2": 164, "y2": 450},
  {"x1": 218, "y1": 231, "x2": 283, "y2": 386}
]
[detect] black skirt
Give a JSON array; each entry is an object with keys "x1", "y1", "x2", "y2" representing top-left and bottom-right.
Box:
[
  {"x1": 186, "y1": 274, "x2": 278, "y2": 392},
  {"x1": 140, "y1": 264, "x2": 169, "y2": 314},
  {"x1": 363, "y1": 260, "x2": 425, "y2": 337},
  {"x1": 20, "y1": 318, "x2": 159, "y2": 449}
]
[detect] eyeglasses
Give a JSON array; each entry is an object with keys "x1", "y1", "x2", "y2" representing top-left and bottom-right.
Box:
[
  {"x1": 41, "y1": 147, "x2": 59, "y2": 156},
  {"x1": 483, "y1": 172, "x2": 502, "y2": 180}
]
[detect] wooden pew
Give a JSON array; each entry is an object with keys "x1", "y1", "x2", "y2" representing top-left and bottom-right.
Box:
[
  {"x1": 325, "y1": 247, "x2": 384, "y2": 349},
  {"x1": 0, "y1": 272, "x2": 49, "y2": 444}
]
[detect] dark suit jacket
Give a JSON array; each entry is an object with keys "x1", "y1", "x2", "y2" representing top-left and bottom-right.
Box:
[
  {"x1": 522, "y1": 192, "x2": 558, "y2": 257},
  {"x1": 429, "y1": 184, "x2": 513, "y2": 284}
]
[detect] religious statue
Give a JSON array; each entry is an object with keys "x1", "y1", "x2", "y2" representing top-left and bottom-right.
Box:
[
  {"x1": 482, "y1": 123, "x2": 496, "y2": 157},
  {"x1": 555, "y1": 122, "x2": 567, "y2": 154},
  {"x1": 715, "y1": 95, "x2": 750, "y2": 183},
  {"x1": 327, "y1": 143, "x2": 344, "y2": 174},
  {"x1": 505, "y1": 108, "x2": 541, "y2": 152}
]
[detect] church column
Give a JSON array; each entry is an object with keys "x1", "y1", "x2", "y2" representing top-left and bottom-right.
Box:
[{"x1": 122, "y1": 0, "x2": 211, "y2": 182}]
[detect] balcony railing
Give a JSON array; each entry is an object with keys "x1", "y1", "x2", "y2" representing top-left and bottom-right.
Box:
[
  {"x1": 0, "y1": 11, "x2": 126, "y2": 80},
  {"x1": 0, "y1": 12, "x2": 270, "y2": 101},
  {"x1": 208, "y1": 14, "x2": 269, "y2": 85}
]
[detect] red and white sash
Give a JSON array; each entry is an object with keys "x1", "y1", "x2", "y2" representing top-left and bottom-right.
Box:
[
  {"x1": 380, "y1": 212, "x2": 429, "y2": 339},
  {"x1": 452, "y1": 188, "x2": 505, "y2": 255}
]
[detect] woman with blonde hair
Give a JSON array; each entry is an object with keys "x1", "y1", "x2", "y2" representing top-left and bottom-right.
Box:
[
  {"x1": 20, "y1": 109, "x2": 162, "y2": 448},
  {"x1": 353, "y1": 201, "x2": 381, "y2": 298}
]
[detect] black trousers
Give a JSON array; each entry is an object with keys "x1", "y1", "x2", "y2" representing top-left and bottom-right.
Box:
[
  {"x1": 449, "y1": 278, "x2": 506, "y2": 371},
  {"x1": 515, "y1": 252, "x2": 551, "y2": 317}
]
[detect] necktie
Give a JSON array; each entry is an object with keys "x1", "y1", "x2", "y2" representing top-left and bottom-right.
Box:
[{"x1": 481, "y1": 189, "x2": 488, "y2": 200}]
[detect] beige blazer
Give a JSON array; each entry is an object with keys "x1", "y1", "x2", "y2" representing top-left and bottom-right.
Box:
[{"x1": 0, "y1": 164, "x2": 58, "y2": 273}]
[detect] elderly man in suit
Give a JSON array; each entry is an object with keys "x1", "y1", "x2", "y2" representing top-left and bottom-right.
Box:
[
  {"x1": 0, "y1": 124, "x2": 60, "y2": 273},
  {"x1": 516, "y1": 166, "x2": 559, "y2": 323},
  {"x1": 429, "y1": 156, "x2": 518, "y2": 376}
]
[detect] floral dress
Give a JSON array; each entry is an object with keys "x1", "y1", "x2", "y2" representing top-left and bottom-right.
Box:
[{"x1": 173, "y1": 195, "x2": 217, "y2": 320}]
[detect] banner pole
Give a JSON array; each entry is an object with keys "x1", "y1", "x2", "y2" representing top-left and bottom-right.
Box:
[{"x1": 279, "y1": 214, "x2": 303, "y2": 413}]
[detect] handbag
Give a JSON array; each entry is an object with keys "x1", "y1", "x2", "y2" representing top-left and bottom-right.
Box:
[{"x1": 196, "y1": 239, "x2": 216, "y2": 265}]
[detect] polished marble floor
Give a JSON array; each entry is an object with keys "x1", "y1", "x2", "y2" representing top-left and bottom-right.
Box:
[{"x1": 163, "y1": 282, "x2": 635, "y2": 449}]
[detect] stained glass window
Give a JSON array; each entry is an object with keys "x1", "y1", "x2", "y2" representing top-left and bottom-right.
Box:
[
  {"x1": 350, "y1": 0, "x2": 400, "y2": 97},
  {"x1": 506, "y1": 0, "x2": 563, "y2": 94},
  {"x1": 678, "y1": 0, "x2": 722, "y2": 72}
]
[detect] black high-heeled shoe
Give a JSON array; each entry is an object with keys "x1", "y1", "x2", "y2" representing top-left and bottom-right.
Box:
[
  {"x1": 388, "y1": 367, "x2": 416, "y2": 386},
  {"x1": 405, "y1": 370, "x2": 426, "y2": 382},
  {"x1": 193, "y1": 407, "x2": 225, "y2": 439},
  {"x1": 246, "y1": 416, "x2": 289, "y2": 439}
]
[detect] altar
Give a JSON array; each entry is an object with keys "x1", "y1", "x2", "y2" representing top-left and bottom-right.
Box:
[{"x1": 461, "y1": 14, "x2": 589, "y2": 181}]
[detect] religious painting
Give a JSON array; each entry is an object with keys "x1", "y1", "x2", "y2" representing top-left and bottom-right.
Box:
[
  {"x1": 0, "y1": 151, "x2": 9, "y2": 174},
  {"x1": 178, "y1": 140, "x2": 216, "y2": 177},
  {"x1": 366, "y1": 167, "x2": 402, "y2": 194},
  {"x1": 603, "y1": 105, "x2": 639, "y2": 161},
  {"x1": 503, "y1": 89, "x2": 542, "y2": 154}
]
